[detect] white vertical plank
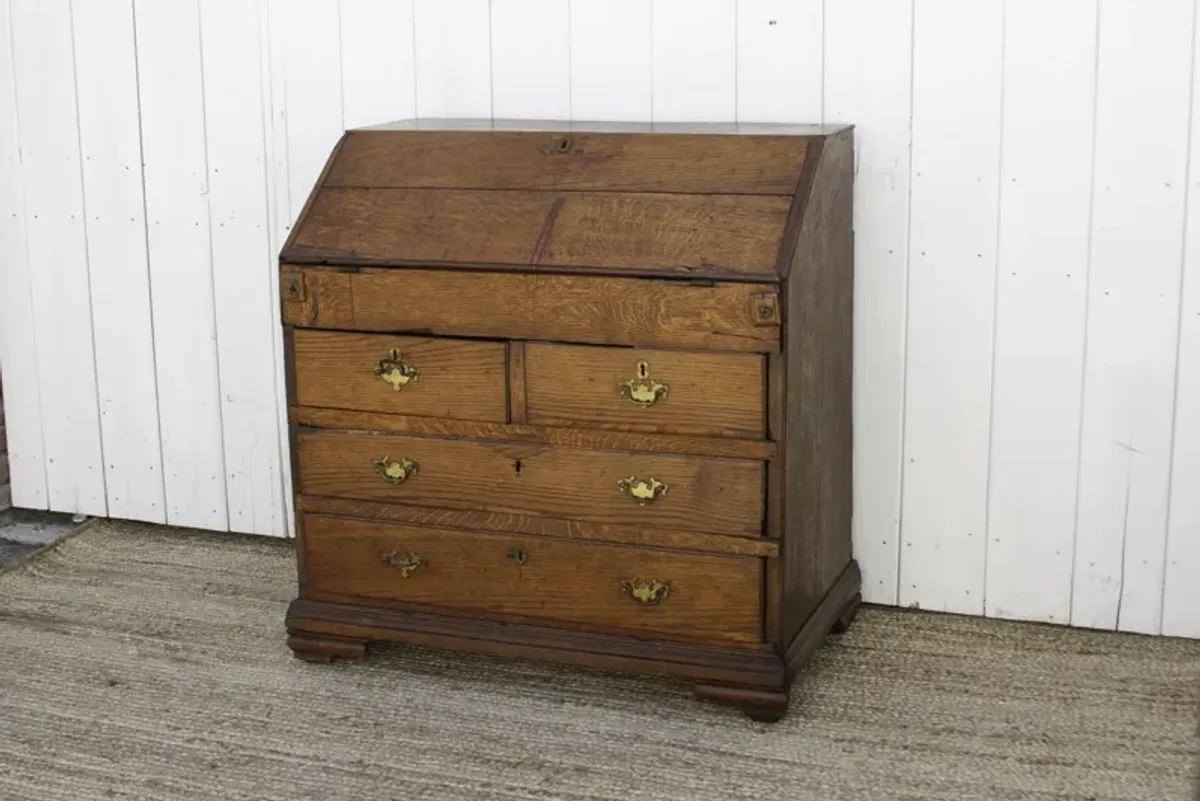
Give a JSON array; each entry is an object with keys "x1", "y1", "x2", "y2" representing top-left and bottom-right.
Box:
[
  {"x1": 134, "y1": 0, "x2": 228, "y2": 530},
  {"x1": 72, "y1": 0, "x2": 165, "y2": 523},
  {"x1": 985, "y1": 1, "x2": 1098, "y2": 625},
  {"x1": 491, "y1": 0, "x2": 569, "y2": 119},
  {"x1": 200, "y1": 0, "x2": 286, "y2": 538},
  {"x1": 569, "y1": 0, "x2": 651, "y2": 121},
  {"x1": 1072, "y1": 0, "x2": 1195, "y2": 635},
  {"x1": 10, "y1": 0, "x2": 106, "y2": 516},
  {"x1": 1164, "y1": 15, "x2": 1200, "y2": 634},
  {"x1": 276, "y1": 0, "x2": 343, "y2": 222},
  {"x1": 413, "y1": 0, "x2": 491, "y2": 119},
  {"x1": 824, "y1": 0, "x2": 913, "y2": 606},
  {"x1": 0, "y1": 0, "x2": 46, "y2": 509},
  {"x1": 900, "y1": 0, "x2": 1004, "y2": 614},
  {"x1": 262, "y1": 0, "x2": 295, "y2": 537},
  {"x1": 339, "y1": 0, "x2": 416, "y2": 129},
  {"x1": 651, "y1": 0, "x2": 736, "y2": 122},
  {"x1": 736, "y1": 0, "x2": 822, "y2": 123}
]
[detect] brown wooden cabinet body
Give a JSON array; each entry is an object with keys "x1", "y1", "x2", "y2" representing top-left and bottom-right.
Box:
[{"x1": 281, "y1": 119, "x2": 860, "y2": 722}]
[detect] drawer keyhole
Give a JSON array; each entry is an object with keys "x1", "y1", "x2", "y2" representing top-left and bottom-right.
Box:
[
  {"x1": 513, "y1": 459, "x2": 522, "y2": 475},
  {"x1": 508, "y1": 548, "x2": 527, "y2": 565}
]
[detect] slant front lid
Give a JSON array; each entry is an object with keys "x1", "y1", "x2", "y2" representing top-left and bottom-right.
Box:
[{"x1": 281, "y1": 119, "x2": 845, "y2": 281}]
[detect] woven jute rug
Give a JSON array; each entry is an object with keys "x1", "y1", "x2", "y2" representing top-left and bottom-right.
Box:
[{"x1": 0, "y1": 521, "x2": 1197, "y2": 801}]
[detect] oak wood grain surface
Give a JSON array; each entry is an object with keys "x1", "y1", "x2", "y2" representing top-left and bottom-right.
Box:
[
  {"x1": 297, "y1": 430, "x2": 765, "y2": 537},
  {"x1": 298, "y1": 495, "x2": 780, "y2": 557},
  {"x1": 284, "y1": 188, "x2": 790, "y2": 278},
  {"x1": 281, "y1": 266, "x2": 781, "y2": 353},
  {"x1": 301, "y1": 514, "x2": 763, "y2": 645},
  {"x1": 289, "y1": 408, "x2": 778, "y2": 461},
  {"x1": 292, "y1": 330, "x2": 507, "y2": 422},
  {"x1": 324, "y1": 130, "x2": 810, "y2": 194},
  {"x1": 524, "y1": 342, "x2": 765, "y2": 438}
]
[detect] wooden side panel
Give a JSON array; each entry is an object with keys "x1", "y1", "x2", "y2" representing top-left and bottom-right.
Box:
[
  {"x1": 302, "y1": 515, "x2": 763, "y2": 645},
  {"x1": 824, "y1": 0, "x2": 913, "y2": 606},
  {"x1": 900, "y1": 0, "x2": 1003, "y2": 614},
  {"x1": 72, "y1": 0, "x2": 165, "y2": 522},
  {"x1": 569, "y1": 0, "x2": 652, "y2": 121},
  {"x1": 1073, "y1": 0, "x2": 1194, "y2": 635},
  {"x1": 0, "y1": 0, "x2": 47, "y2": 509},
  {"x1": 338, "y1": 0, "x2": 416, "y2": 130},
  {"x1": 985, "y1": 0, "x2": 1097, "y2": 625},
  {"x1": 136, "y1": 0, "x2": 228, "y2": 530},
  {"x1": 292, "y1": 331, "x2": 508, "y2": 422},
  {"x1": 297, "y1": 431, "x2": 765, "y2": 537},
  {"x1": 736, "y1": 0, "x2": 823, "y2": 123},
  {"x1": 281, "y1": 267, "x2": 781, "y2": 353},
  {"x1": 490, "y1": 0, "x2": 570, "y2": 119},
  {"x1": 202, "y1": 0, "x2": 288, "y2": 537},
  {"x1": 11, "y1": 0, "x2": 107, "y2": 516},
  {"x1": 651, "y1": 0, "x2": 736, "y2": 122},
  {"x1": 524, "y1": 343, "x2": 765, "y2": 438},
  {"x1": 780, "y1": 129, "x2": 855, "y2": 643},
  {"x1": 284, "y1": 188, "x2": 790, "y2": 278},
  {"x1": 325, "y1": 131, "x2": 808, "y2": 194}
]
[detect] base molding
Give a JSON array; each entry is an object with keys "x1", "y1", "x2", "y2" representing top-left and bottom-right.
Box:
[{"x1": 286, "y1": 559, "x2": 861, "y2": 721}]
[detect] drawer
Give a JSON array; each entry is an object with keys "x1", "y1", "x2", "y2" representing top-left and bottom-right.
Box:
[
  {"x1": 524, "y1": 344, "x2": 765, "y2": 438},
  {"x1": 292, "y1": 330, "x2": 507, "y2": 422},
  {"x1": 302, "y1": 514, "x2": 763, "y2": 645},
  {"x1": 297, "y1": 431, "x2": 764, "y2": 537}
]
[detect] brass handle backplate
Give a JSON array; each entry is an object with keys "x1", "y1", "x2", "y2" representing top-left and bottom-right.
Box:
[
  {"x1": 381, "y1": 550, "x2": 423, "y2": 578},
  {"x1": 375, "y1": 348, "x2": 421, "y2": 391},
  {"x1": 622, "y1": 579, "x2": 670, "y2": 605},
  {"x1": 374, "y1": 456, "x2": 418, "y2": 484},
  {"x1": 618, "y1": 361, "x2": 668, "y2": 408},
  {"x1": 617, "y1": 476, "x2": 668, "y2": 506}
]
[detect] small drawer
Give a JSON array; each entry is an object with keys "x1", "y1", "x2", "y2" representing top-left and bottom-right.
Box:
[
  {"x1": 302, "y1": 514, "x2": 763, "y2": 646},
  {"x1": 524, "y1": 343, "x2": 765, "y2": 438},
  {"x1": 297, "y1": 431, "x2": 764, "y2": 538},
  {"x1": 292, "y1": 330, "x2": 507, "y2": 422}
]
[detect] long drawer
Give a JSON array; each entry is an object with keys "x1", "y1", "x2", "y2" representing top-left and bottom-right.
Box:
[
  {"x1": 297, "y1": 430, "x2": 764, "y2": 538},
  {"x1": 302, "y1": 514, "x2": 763, "y2": 646}
]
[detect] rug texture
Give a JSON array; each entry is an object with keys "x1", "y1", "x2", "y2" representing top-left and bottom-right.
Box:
[{"x1": 0, "y1": 520, "x2": 1197, "y2": 801}]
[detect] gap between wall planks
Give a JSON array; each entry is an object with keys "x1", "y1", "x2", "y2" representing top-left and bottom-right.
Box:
[{"x1": 1, "y1": 0, "x2": 1199, "y2": 637}]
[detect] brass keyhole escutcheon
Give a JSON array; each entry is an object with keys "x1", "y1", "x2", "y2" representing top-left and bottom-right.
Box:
[
  {"x1": 508, "y1": 547, "x2": 527, "y2": 565},
  {"x1": 617, "y1": 476, "x2": 668, "y2": 506},
  {"x1": 621, "y1": 579, "x2": 669, "y2": 606},
  {"x1": 381, "y1": 551, "x2": 424, "y2": 578},
  {"x1": 553, "y1": 135, "x2": 572, "y2": 153},
  {"x1": 618, "y1": 361, "x2": 668, "y2": 408},
  {"x1": 375, "y1": 348, "x2": 421, "y2": 392},
  {"x1": 374, "y1": 456, "x2": 418, "y2": 484}
]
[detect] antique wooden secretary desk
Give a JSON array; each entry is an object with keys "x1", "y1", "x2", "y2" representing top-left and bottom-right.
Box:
[{"x1": 279, "y1": 119, "x2": 860, "y2": 722}]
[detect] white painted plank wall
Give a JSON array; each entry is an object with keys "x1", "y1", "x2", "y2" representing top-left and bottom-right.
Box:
[{"x1": 2, "y1": 0, "x2": 1199, "y2": 639}]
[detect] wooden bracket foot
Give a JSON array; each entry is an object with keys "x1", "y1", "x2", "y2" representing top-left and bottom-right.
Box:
[
  {"x1": 830, "y1": 592, "x2": 861, "y2": 634},
  {"x1": 287, "y1": 632, "x2": 368, "y2": 663},
  {"x1": 694, "y1": 683, "x2": 789, "y2": 723}
]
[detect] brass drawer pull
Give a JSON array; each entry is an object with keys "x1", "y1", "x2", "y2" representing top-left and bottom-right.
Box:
[
  {"x1": 375, "y1": 348, "x2": 421, "y2": 391},
  {"x1": 381, "y1": 551, "x2": 423, "y2": 578},
  {"x1": 622, "y1": 578, "x2": 669, "y2": 605},
  {"x1": 618, "y1": 360, "x2": 668, "y2": 407},
  {"x1": 374, "y1": 456, "x2": 418, "y2": 484},
  {"x1": 617, "y1": 476, "x2": 667, "y2": 506}
]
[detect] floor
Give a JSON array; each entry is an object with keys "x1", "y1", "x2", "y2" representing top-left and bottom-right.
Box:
[
  {"x1": 0, "y1": 507, "x2": 83, "y2": 567},
  {"x1": 1, "y1": 518, "x2": 1197, "y2": 801}
]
